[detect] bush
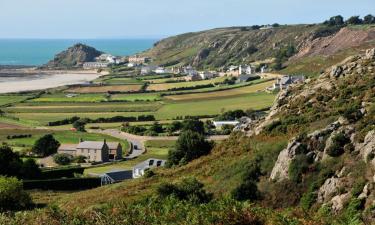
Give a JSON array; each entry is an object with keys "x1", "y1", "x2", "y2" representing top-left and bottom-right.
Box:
[
  {"x1": 53, "y1": 153, "x2": 72, "y2": 165},
  {"x1": 182, "y1": 119, "x2": 205, "y2": 134},
  {"x1": 167, "y1": 131, "x2": 213, "y2": 166},
  {"x1": 40, "y1": 167, "x2": 84, "y2": 180},
  {"x1": 157, "y1": 178, "x2": 212, "y2": 204},
  {"x1": 231, "y1": 180, "x2": 260, "y2": 201},
  {"x1": 326, "y1": 133, "x2": 349, "y2": 157},
  {"x1": 0, "y1": 146, "x2": 40, "y2": 179},
  {"x1": 73, "y1": 119, "x2": 86, "y2": 132},
  {"x1": 288, "y1": 154, "x2": 311, "y2": 183},
  {"x1": 32, "y1": 134, "x2": 60, "y2": 157},
  {"x1": 0, "y1": 176, "x2": 32, "y2": 211},
  {"x1": 324, "y1": 15, "x2": 344, "y2": 26},
  {"x1": 72, "y1": 155, "x2": 87, "y2": 163}
]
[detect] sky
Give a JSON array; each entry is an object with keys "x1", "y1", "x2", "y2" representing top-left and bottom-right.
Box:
[{"x1": 0, "y1": 0, "x2": 374, "y2": 39}]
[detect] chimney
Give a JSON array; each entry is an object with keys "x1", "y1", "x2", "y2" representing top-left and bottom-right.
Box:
[{"x1": 104, "y1": 139, "x2": 106, "y2": 144}]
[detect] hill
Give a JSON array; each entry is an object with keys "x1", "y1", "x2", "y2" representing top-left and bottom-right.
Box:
[
  {"x1": 145, "y1": 24, "x2": 375, "y2": 76},
  {"x1": 2, "y1": 48, "x2": 374, "y2": 224},
  {"x1": 44, "y1": 43, "x2": 103, "y2": 69}
]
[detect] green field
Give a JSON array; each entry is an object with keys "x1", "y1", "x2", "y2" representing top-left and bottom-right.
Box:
[
  {"x1": 0, "y1": 129, "x2": 129, "y2": 153},
  {"x1": 30, "y1": 93, "x2": 107, "y2": 103},
  {"x1": 0, "y1": 95, "x2": 32, "y2": 106},
  {"x1": 111, "y1": 93, "x2": 161, "y2": 101},
  {"x1": 147, "y1": 76, "x2": 226, "y2": 91}
]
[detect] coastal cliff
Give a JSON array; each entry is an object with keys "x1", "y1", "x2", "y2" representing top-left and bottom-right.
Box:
[{"x1": 44, "y1": 43, "x2": 102, "y2": 69}]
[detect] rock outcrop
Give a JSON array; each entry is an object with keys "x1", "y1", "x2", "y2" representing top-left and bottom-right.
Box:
[{"x1": 44, "y1": 43, "x2": 103, "y2": 69}]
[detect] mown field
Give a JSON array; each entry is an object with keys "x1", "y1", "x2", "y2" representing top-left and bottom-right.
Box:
[
  {"x1": 164, "y1": 80, "x2": 274, "y2": 101},
  {"x1": 147, "y1": 76, "x2": 226, "y2": 91},
  {"x1": 66, "y1": 84, "x2": 142, "y2": 93}
]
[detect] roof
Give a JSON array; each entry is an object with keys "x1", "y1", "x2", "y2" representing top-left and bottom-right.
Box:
[
  {"x1": 133, "y1": 158, "x2": 166, "y2": 170},
  {"x1": 102, "y1": 170, "x2": 133, "y2": 182},
  {"x1": 107, "y1": 142, "x2": 120, "y2": 150},
  {"x1": 77, "y1": 141, "x2": 105, "y2": 150},
  {"x1": 58, "y1": 144, "x2": 78, "y2": 151}
]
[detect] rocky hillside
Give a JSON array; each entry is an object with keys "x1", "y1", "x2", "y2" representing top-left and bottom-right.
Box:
[
  {"x1": 235, "y1": 48, "x2": 375, "y2": 221},
  {"x1": 44, "y1": 43, "x2": 103, "y2": 69},
  {"x1": 145, "y1": 24, "x2": 375, "y2": 76}
]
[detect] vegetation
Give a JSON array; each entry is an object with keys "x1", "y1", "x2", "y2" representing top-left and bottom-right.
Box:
[
  {"x1": 53, "y1": 153, "x2": 72, "y2": 165},
  {"x1": 167, "y1": 130, "x2": 213, "y2": 166},
  {"x1": 32, "y1": 134, "x2": 60, "y2": 157},
  {"x1": 0, "y1": 176, "x2": 32, "y2": 211}
]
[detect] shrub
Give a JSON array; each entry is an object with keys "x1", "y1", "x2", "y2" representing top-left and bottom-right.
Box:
[
  {"x1": 157, "y1": 178, "x2": 212, "y2": 204},
  {"x1": 167, "y1": 131, "x2": 213, "y2": 166},
  {"x1": 288, "y1": 154, "x2": 311, "y2": 183},
  {"x1": 231, "y1": 180, "x2": 260, "y2": 201},
  {"x1": 324, "y1": 15, "x2": 344, "y2": 26},
  {"x1": 182, "y1": 119, "x2": 205, "y2": 134},
  {"x1": 0, "y1": 146, "x2": 40, "y2": 179},
  {"x1": 0, "y1": 176, "x2": 32, "y2": 211},
  {"x1": 144, "y1": 169, "x2": 155, "y2": 178},
  {"x1": 32, "y1": 134, "x2": 60, "y2": 157},
  {"x1": 40, "y1": 167, "x2": 84, "y2": 180},
  {"x1": 72, "y1": 155, "x2": 87, "y2": 163},
  {"x1": 53, "y1": 153, "x2": 72, "y2": 165},
  {"x1": 326, "y1": 133, "x2": 349, "y2": 157},
  {"x1": 73, "y1": 119, "x2": 86, "y2": 132}
]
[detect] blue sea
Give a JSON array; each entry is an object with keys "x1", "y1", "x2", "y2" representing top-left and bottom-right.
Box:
[{"x1": 0, "y1": 39, "x2": 157, "y2": 66}]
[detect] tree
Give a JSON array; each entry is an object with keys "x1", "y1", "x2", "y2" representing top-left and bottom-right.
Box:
[
  {"x1": 324, "y1": 15, "x2": 344, "y2": 26},
  {"x1": 346, "y1": 16, "x2": 363, "y2": 25},
  {"x1": 32, "y1": 134, "x2": 60, "y2": 157},
  {"x1": 166, "y1": 121, "x2": 182, "y2": 134},
  {"x1": 0, "y1": 145, "x2": 22, "y2": 177},
  {"x1": 167, "y1": 130, "x2": 213, "y2": 166},
  {"x1": 149, "y1": 122, "x2": 163, "y2": 134},
  {"x1": 73, "y1": 119, "x2": 86, "y2": 132},
  {"x1": 182, "y1": 119, "x2": 205, "y2": 134},
  {"x1": 53, "y1": 153, "x2": 72, "y2": 165},
  {"x1": 231, "y1": 180, "x2": 260, "y2": 201},
  {"x1": 363, "y1": 14, "x2": 375, "y2": 24},
  {"x1": 0, "y1": 146, "x2": 40, "y2": 179},
  {"x1": 0, "y1": 176, "x2": 32, "y2": 211}
]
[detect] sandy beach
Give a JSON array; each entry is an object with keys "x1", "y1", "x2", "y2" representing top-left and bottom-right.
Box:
[{"x1": 0, "y1": 69, "x2": 104, "y2": 93}]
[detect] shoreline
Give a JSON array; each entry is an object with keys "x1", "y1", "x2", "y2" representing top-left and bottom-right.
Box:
[{"x1": 0, "y1": 68, "x2": 106, "y2": 94}]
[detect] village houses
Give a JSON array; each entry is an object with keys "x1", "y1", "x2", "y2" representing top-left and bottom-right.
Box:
[{"x1": 57, "y1": 139, "x2": 123, "y2": 162}]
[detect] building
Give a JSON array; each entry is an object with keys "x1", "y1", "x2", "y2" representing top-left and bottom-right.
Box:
[
  {"x1": 133, "y1": 158, "x2": 166, "y2": 178},
  {"x1": 83, "y1": 62, "x2": 109, "y2": 69},
  {"x1": 199, "y1": 71, "x2": 215, "y2": 80},
  {"x1": 239, "y1": 65, "x2": 255, "y2": 75},
  {"x1": 140, "y1": 65, "x2": 157, "y2": 75},
  {"x1": 236, "y1": 74, "x2": 260, "y2": 83},
  {"x1": 154, "y1": 67, "x2": 166, "y2": 74},
  {"x1": 128, "y1": 55, "x2": 150, "y2": 64},
  {"x1": 57, "y1": 139, "x2": 123, "y2": 162},
  {"x1": 185, "y1": 73, "x2": 202, "y2": 81},
  {"x1": 267, "y1": 75, "x2": 305, "y2": 91},
  {"x1": 100, "y1": 170, "x2": 133, "y2": 186},
  {"x1": 213, "y1": 121, "x2": 240, "y2": 128}
]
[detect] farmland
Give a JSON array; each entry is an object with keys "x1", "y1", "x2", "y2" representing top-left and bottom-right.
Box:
[{"x1": 0, "y1": 70, "x2": 277, "y2": 129}]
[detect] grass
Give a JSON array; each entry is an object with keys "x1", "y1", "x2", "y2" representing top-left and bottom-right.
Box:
[
  {"x1": 66, "y1": 85, "x2": 142, "y2": 93},
  {"x1": 6, "y1": 102, "x2": 162, "y2": 113},
  {"x1": 147, "y1": 77, "x2": 226, "y2": 91},
  {"x1": 155, "y1": 92, "x2": 276, "y2": 119},
  {"x1": 30, "y1": 93, "x2": 107, "y2": 103},
  {"x1": 102, "y1": 77, "x2": 144, "y2": 85},
  {"x1": 0, "y1": 95, "x2": 32, "y2": 106},
  {"x1": 164, "y1": 80, "x2": 274, "y2": 101},
  {"x1": 0, "y1": 129, "x2": 129, "y2": 152},
  {"x1": 111, "y1": 93, "x2": 161, "y2": 101}
]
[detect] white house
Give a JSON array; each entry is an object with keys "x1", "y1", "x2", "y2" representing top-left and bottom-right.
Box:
[
  {"x1": 154, "y1": 67, "x2": 166, "y2": 74},
  {"x1": 141, "y1": 66, "x2": 157, "y2": 75},
  {"x1": 199, "y1": 71, "x2": 214, "y2": 80},
  {"x1": 133, "y1": 158, "x2": 166, "y2": 178},
  {"x1": 239, "y1": 65, "x2": 255, "y2": 75},
  {"x1": 83, "y1": 62, "x2": 110, "y2": 69},
  {"x1": 213, "y1": 121, "x2": 240, "y2": 128},
  {"x1": 267, "y1": 75, "x2": 305, "y2": 91}
]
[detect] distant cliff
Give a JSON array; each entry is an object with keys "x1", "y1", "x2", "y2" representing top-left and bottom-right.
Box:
[
  {"x1": 145, "y1": 25, "x2": 375, "y2": 76},
  {"x1": 44, "y1": 43, "x2": 103, "y2": 69}
]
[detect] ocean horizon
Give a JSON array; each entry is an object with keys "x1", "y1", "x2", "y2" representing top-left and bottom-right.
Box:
[{"x1": 0, "y1": 39, "x2": 157, "y2": 66}]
